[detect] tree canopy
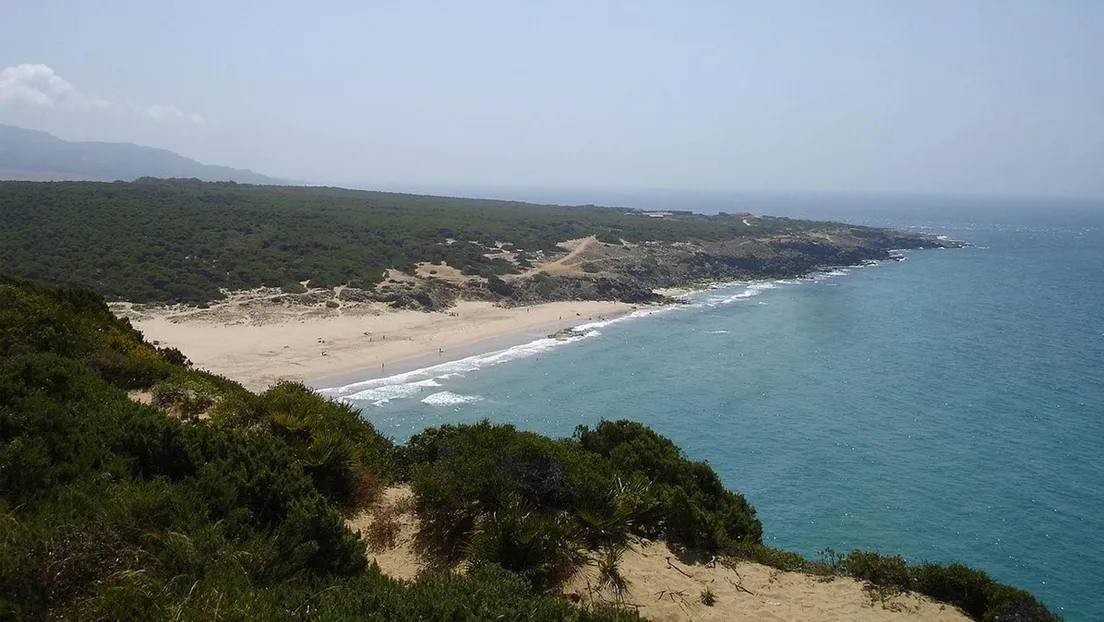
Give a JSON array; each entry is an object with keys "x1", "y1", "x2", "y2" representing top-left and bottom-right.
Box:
[{"x1": 1, "y1": 178, "x2": 889, "y2": 304}]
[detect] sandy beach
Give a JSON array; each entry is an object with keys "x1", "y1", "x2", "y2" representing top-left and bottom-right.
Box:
[{"x1": 114, "y1": 292, "x2": 634, "y2": 392}]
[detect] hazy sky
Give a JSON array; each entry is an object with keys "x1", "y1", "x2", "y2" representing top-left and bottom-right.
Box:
[{"x1": 1, "y1": 1, "x2": 1101, "y2": 197}]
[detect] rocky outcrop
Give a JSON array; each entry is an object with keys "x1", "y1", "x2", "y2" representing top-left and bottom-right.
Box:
[
  {"x1": 337, "y1": 279, "x2": 460, "y2": 312},
  {"x1": 350, "y1": 228, "x2": 961, "y2": 311},
  {"x1": 507, "y1": 274, "x2": 666, "y2": 306}
]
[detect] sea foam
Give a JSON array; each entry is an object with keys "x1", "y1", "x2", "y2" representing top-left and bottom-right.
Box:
[
  {"x1": 320, "y1": 329, "x2": 602, "y2": 407},
  {"x1": 421, "y1": 391, "x2": 483, "y2": 406}
]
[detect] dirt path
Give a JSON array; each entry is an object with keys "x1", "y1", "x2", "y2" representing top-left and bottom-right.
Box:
[{"x1": 516, "y1": 235, "x2": 598, "y2": 278}]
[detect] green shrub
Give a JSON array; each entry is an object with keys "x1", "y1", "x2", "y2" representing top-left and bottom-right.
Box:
[
  {"x1": 575, "y1": 420, "x2": 762, "y2": 551},
  {"x1": 721, "y1": 547, "x2": 1061, "y2": 621},
  {"x1": 835, "y1": 551, "x2": 1061, "y2": 622},
  {"x1": 0, "y1": 353, "x2": 367, "y2": 618},
  {"x1": 726, "y1": 543, "x2": 813, "y2": 573},
  {"x1": 845, "y1": 550, "x2": 912, "y2": 588},
  {"x1": 467, "y1": 504, "x2": 584, "y2": 591},
  {"x1": 406, "y1": 420, "x2": 767, "y2": 590},
  {"x1": 488, "y1": 274, "x2": 515, "y2": 296},
  {"x1": 249, "y1": 382, "x2": 396, "y2": 512},
  {"x1": 310, "y1": 564, "x2": 644, "y2": 621},
  {"x1": 157, "y1": 345, "x2": 190, "y2": 367},
  {"x1": 406, "y1": 422, "x2": 619, "y2": 578}
]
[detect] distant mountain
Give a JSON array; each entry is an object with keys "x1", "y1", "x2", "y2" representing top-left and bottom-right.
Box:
[{"x1": 0, "y1": 124, "x2": 283, "y2": 184}]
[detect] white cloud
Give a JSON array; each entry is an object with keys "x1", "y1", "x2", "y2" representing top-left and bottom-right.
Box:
[
  {"x1": 0, "y1": 63, "x2": 203, "y2": 124},
  {"x1": 140, "y1": 104, "x2": 206, "y2": 124},
  {"x1": 0, "y1": 63, "x2": 109, "y2": 110}
]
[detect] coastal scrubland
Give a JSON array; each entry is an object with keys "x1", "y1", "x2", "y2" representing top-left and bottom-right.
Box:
[
  {"x1": 0, "y1": 274, "x2": 1059, "y2": 620},
  {"x1": 0, "y1": 178, "x2": 956, "y2": 307}
]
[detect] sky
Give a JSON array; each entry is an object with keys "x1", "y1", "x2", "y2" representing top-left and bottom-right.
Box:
[{"x1": 1, "y1": 1, "x2": 1102, "y2": 197}]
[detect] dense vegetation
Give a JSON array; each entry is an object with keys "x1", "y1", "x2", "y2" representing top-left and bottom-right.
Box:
[
  {"x1": 0, "y1": 275, "x2": 1059, "y2": 620},
  {"x1": 0, "y1": 178, "x2": 901, "y2": 304},
  {"x1": 404, "y1": 420, "x2": 760, "y2": 590},
  {"x1": 0, "y1": 275, "x2": 641, "y2": 620}
]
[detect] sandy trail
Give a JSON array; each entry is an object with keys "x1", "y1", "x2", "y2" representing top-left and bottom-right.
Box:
[{"x1": 515, "y1": 236, "x2": 599, "y2": 278}]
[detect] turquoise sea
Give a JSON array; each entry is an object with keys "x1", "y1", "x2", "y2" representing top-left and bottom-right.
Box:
[{"x1": 322, "y1": 198, "x2": 1104, "y2": 619}]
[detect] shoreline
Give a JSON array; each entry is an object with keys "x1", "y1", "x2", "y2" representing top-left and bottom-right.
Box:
[
  {"x1": 307, "y1": 311, "x2": 633, "y2": 391},
  {"x1": 115, "y1": 254, "x2": 930, "y2": 395},
  {"x1": 117, "y1": 297, "x2": 638, "y2": 392}
]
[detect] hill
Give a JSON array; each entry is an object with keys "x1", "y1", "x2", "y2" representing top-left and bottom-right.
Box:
[
  {"x1": 0, "y1": 274, "x2": 1059, "y2": 620},
  {"x1": 0, "y1": 178, "x2": 956, "y2": 305},
  {"x1": 0, "y1": 124, "x2": 282, "y2": 183}
]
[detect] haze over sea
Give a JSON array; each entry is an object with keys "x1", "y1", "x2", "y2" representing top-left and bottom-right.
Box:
[{"x1": 323, "y1": 195, "x2": 1104, "y2": 619}]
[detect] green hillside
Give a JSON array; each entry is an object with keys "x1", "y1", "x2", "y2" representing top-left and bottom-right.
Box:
[
  {"x1": 0, "y1": 275, "x2": 1059, "y2": 620},
  {"x1": 0, "y1": 178, "x2": 938, "y2": 305}
]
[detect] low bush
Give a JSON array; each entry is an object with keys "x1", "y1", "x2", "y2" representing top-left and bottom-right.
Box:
[
  {"x1": 467, "y1": 504, "x2": 584, "y2": 591},
  {"x1": 0, "y1": 354, "x2": 366, "y2": 619},
  {"x1": 405, "y1": 420, "x2": 765, "y2": 591},
  {"x1": 700, "y1": 587, "x2": 717, "y2": 606},
  {"x1": 724, "y1": 545, "x2": 1061, "y2": 622},
  {"x1": 246, "y1": 382, "x2": 396, "y2": 512},
  {"x1": 575, "y1": 420, "x2": 763, "y2": 550}
]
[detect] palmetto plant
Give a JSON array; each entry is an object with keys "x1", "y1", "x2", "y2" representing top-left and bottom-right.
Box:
[
  {"x1": 466, "y1": 502, "x2": 585, "y2": 592},
  {"x1": 594, "y1": 544, "x2": 631, "y2": 601},
  {"x1": 576, "y1": 474, "x2": 657, "y2": 548}
]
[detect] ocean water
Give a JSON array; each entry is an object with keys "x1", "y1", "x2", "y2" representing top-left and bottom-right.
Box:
[{"x1": 322, "y1": 198, "x2": 1104, "y2": 619}]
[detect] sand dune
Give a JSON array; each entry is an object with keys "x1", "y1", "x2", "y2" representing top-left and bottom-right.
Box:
[
  {"x1": 348, "y1": 487, "x2": 969, "y2": 622},
  {"x1": 568, "y1": 541, "x2": 969, "y2": 622}
]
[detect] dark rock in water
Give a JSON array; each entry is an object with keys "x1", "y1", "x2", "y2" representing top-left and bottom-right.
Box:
[{"x1": 548, "y1": 328, "x2": 587, "y2": 340}]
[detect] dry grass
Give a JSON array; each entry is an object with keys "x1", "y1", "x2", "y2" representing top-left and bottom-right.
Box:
[{"x1": 362, "y1": 495, "x2": 414, "y2": 551}]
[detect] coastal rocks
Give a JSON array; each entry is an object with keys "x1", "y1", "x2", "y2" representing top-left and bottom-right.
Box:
[
  {"x1": 337, "y1": 288, "x2": 374, "y2": 303},
  {"x1": 507, "y1": 274, "x2": 665, "y2": 306},
  {"x1": 337, "y1": 280, "x2": 460, "y2": 311},
  {"x1": 326, "y1": 228, "x2": 960, "y2": 313},
  {"x1": 548, "y1": 328, "x2": 587, "y2": 340}
]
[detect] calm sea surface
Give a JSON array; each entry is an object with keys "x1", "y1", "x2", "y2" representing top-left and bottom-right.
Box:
[{"x1": 324, "y1": 197, "x2": 1104, "y2": 619}]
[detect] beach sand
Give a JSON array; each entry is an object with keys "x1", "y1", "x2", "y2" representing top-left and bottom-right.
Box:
[
  {"x1": 567, "y1": 540, "x2": 970, "y2": 622},
  {"x1": 116, "y1": 294, "x2": 633, "y2": 392}
]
